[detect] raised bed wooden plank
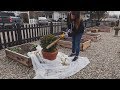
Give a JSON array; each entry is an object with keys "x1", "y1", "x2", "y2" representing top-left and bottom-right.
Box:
[
  {"x1": 91, "y1": 29, "x2": 99, "y2": 33},
  {"x1": 98, "y1": 26, "x2": 111, "y2": 32},
  {"x1": 5, "y1": 43, "x2": 37, "y2": 67},
  {"x1": 82, "y1": 33, "x2": 101, "y2": 42},
  {"x1": 5, "y1": 49, "x2": 32, "y2": 67},
  {"x1": 98, "y1": 29, "x2": 111, "y2": 32},
  {"x1": 86, "y1": 26, "x2": 111, "y2": 33},
  {"x1": 58, "y1": 39, "x2": 91, "y2": 51},
  {"x1": 81, "y1": 40, "x2": 91, "y2": 51}
]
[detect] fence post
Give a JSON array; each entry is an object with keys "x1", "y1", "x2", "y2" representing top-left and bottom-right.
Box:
[
  {"x1": 50, "y1": 22, "x2": 53, "y2": 34},
  {"x1": 16, "y1": 24, "x2": 22, "y2": 45},
  {"x1": 0, "y1": 35, "x2": 2, "y2": 49},
  {"x1": 2, "y1": 23, "x2": 7, "y2": 48},
  {"x1": 0, "y1": 22, "x2": 3, "y2": 49}
]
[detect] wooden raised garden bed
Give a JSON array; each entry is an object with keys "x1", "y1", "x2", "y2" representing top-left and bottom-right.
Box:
[
  {"x1": 98, "y1": 26, "x2": 111, "y2": 32},
  {"x1": 91, "y1": 29, "x2": 99, "y2": 33},
  {"x1": 82, "y1": 33, "x2": 101, "y2": 42},
  {"x1": 87, "y1": 26, "x2": 111, "y2": 33},
  {"x1": 58, "y1": 37, "x2": 91, "y2": 51},
  {"x1": 5, "y1": 43, "x2": 37, "y2": 67},
  {"x1": 98, "y1": 28, "x2": 111, "y2": 32}
]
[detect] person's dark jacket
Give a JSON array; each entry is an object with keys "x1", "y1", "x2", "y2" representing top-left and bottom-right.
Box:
[
  {"x1": 72, "y1": 20, "x2": 85, "y2": 35},
  {"x1": 67, "y1": 12, "x2": 71, "y2": 30}
]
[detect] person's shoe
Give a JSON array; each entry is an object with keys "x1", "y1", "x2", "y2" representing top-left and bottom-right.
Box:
[
  {"x1": 72, "y1": 56, "x2": 78, "y2": 61},
  {"x1": 68, "y1": 53, "x2": 76, "y2": 57}
]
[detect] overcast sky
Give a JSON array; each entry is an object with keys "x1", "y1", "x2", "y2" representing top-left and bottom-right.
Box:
[{"x1": 108, "y1": 11, "x2": 120, "y2": 16}]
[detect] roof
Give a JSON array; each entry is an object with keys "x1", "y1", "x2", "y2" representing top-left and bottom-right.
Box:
[{"x1": 0, "y1": 12, "x2": 15, "y2": 16}]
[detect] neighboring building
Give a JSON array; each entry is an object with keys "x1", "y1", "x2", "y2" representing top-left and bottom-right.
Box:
[
  {"x1": 43, "y1": 11, "x2": 53, "y2": 20},
  {"x1": 81, "y1": 11, "x2": 90, "y2": 21},
  {"x1": 43, "y1": 11, "x2": 68, "y2": 21},
  {"x1": 52, "y1": 11, "x2": 60, "y2": 21},
  {"x1": 10, "y1": 11, "x2": 68, "y2": 23},
  {"x1": 6, "y1": 11, "x2": 88, "y2": 24},
  {"x1": 44, "y1": 11, "x2": 88, "y2": 21},
  {"x1": 8, "y1": 11, "x2": 41, "y2": 23}
]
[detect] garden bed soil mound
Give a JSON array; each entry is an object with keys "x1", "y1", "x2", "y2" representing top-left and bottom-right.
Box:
[{"x1": 8, "y1": 43, "x2": 37, "y2": 56}]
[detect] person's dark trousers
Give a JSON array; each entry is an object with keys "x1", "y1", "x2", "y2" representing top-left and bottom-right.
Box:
[{"x1": 72, "y1": 33, "x2": 83, "y2": 56}]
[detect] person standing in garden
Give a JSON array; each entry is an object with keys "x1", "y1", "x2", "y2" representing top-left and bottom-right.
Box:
[{"x1": 66, "y1": 11, "x2": 85, "y2": 61}]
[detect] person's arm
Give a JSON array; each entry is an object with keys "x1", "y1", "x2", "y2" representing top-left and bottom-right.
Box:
[
  {"x1": 76, "y1": 20, "x2": 85, "y2": 33},
  {"x1": 80, "y1": 20, "x2": 85, "y2": 31}
]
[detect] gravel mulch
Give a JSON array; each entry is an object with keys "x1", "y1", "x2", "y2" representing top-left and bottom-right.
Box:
[{"x1": 0, "y1": 29, "x2": 120, "y2": 79}]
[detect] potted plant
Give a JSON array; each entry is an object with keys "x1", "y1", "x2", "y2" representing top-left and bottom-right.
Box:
[{"x1": 40, "y1": 34, "x2": 58, "y2": 60}]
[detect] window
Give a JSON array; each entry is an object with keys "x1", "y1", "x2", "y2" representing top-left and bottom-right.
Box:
[{"x1": 49, "y1": 15, "x2": 52, "y2": 18}]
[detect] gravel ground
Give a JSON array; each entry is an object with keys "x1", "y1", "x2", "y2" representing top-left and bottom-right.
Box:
[{"x1": 0, "y1": 29, "x2": 120, "y2": 79}]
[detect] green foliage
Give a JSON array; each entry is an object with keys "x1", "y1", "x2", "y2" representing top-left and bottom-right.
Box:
[
  {"x1": 30, "y1": 44, "x2": 37, "y2": 51},
  {"x1": 40, "y1": 34, "x2": 57, "y2": 52},
  {"x1": 32, "y1": 44, "x2": 37, "y2": 48},
  {"x1": 9, "y1": 47, "x2": 22, "y2": 53}
]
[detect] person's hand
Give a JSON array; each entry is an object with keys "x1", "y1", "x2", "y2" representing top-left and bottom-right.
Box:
[
  {"x1": 67, "y1": 29, "x2": 71, "y2": 33},
  {"x1": 64, "y1": 32, "x2": 68, "y2": 38}
]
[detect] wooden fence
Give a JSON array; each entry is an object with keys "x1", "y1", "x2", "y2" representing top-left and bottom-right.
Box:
[
  {"x1": 0, "y1": 20, "x2": 109, "y2": 50},
  {"x1": 0, "y1": 22, "x2": 65, "y2": 49}
]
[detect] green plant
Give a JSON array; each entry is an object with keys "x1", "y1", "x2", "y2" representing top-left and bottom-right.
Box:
[
  {"x1": 40, "y1": 34, "x2": 57, "y2": 52},
  {"x1": 29, "y1": 44, "x2": 37, "y2": 51},
  {"x1": 9, "y1": 47, "x2": 22, "y2": 53}
]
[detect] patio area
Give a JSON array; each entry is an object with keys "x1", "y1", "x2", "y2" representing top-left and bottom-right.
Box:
[{"x1": 0, "y1": 29, "x2": 120, "y2": 79}]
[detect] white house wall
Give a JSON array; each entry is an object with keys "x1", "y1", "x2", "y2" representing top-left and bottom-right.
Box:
[
  {"x1": 53, "y1": 11, "x2": 67, "y2": 21},
  {"x1": 53, "y1": 12, "x2": 60, "y2": 21}
]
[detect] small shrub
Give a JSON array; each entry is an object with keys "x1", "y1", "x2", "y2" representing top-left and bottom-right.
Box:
[{"x1": 40, "y1": 34, "x2": 57, "y2": 52}]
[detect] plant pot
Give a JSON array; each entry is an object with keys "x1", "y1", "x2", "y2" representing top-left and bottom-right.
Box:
[{"x1": 42, "y1": 49, "x2": 58, "y2": 60}]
